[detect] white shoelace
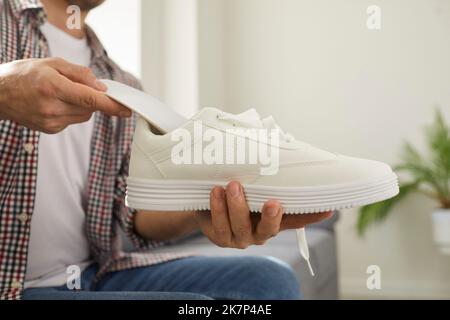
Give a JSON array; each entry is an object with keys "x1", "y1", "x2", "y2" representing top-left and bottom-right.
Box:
[
  {"x1": 217, "y1": 109, "x2": 315, "y2": 276},
  {"x1": 296, "y1": 228, "x2": 315, "y2": 276}
]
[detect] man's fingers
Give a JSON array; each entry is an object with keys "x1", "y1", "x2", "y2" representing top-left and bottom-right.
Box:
[
  {"x1": 194, "y1": 211, "x2": 215, "y2": 241},
  {"x1": 226, "y1": 181, "x2": 253, "y2": 248},
  {"x1": 255, "y1": 200, "x2": 283, "y2": 243},
  {"x1": 62, "y1": 104, "x2": 95, "y2": 117},
  {"x1": 210, "y1": 187, "x2": 232, "y2": 247},
  {"x1": 46, "y1": 57, "x2": 106, "y2": 91},
  {"x1": 61, "y1": 113, "x2": 94, "y2": 125},
  {"x1": 280, "y1": 211, "x2": 334, "y2": 231},
  {"x1": 54, "y1": 75, "x2": 131, "y2": 117},
  {"x1": 42, "y1": 100, "x2": 96, "y2": 117},
  {"x1": 45, "y1": 57, "x2": 106, "y2": 91}
]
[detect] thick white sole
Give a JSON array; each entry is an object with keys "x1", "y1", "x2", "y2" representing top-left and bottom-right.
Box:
[{"x1": 126, "y1": 173, "x2": 399, "y2": 214}]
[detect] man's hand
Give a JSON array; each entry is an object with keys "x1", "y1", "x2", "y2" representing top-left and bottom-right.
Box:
[
  {"x1": 135, "y1": 181, "x2": 333, "y2": 248},
  {"x1": 196, "y1": 181, "x2": 333, "y2": 249},
  {"x1": 0, "y1": 58, "x2": 131, "y2": 133}
]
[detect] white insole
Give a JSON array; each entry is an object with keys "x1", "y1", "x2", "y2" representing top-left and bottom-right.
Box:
[{"x1": 100, "y1": 79, "x2": 187, "y2": 134}]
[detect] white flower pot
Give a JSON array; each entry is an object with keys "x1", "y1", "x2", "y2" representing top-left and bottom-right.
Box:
[{"x1": 432, "y1": 208, "x2": 450, "y2": 255}]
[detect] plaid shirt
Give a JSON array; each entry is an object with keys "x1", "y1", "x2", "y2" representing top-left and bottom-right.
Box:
[{"x1": 0, "y1": 0, "x2": 185, "y2": 300}]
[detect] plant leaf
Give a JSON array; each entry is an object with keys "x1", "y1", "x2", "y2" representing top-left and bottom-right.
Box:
[
  {"x1": 396, "y1": 111, "x2": 450, "y2": 204},
  {"x1": 356, "y1": 108, "x2": 450, "y2": 235},
  {"x1": 357, "y1": 181, "x2": 420, "y2": 236},
  {"x1": 426, "y1": 109, "x2": 450, "y2": 201}
]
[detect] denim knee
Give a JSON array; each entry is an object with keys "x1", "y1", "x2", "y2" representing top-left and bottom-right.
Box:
[{"x1": 224, "y1": 256, "x2": 301, "y2": 300}]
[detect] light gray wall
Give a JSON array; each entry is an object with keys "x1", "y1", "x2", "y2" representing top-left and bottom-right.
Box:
[
  {"x1": 87, "y1": 0, "x2": 141, "y2": 78},
  {"x1": 141, "y1": 0, "x2": 199, "y2": 117},
  {"x1": 140, "y1": 0, "x2": 450, "y2": 298}
]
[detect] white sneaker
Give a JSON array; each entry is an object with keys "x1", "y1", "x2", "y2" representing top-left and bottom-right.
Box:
[
  {"x1": 102, "y1": 80, "x2": 399, "y2": 275},
  {"x1": 125, "y1": 108, "x2": 398, "y2": 213}
]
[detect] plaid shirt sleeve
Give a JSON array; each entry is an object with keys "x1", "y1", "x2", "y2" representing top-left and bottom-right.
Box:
[
  {"x1": 0, "y1": 1, "x2": 190, "y2": 299},
  {"x1": 113, "y1": 145, "x2": 168, "y2": 250},
  {"x1": 110, "y1": 70, "x2": 169, "y2": 250}
]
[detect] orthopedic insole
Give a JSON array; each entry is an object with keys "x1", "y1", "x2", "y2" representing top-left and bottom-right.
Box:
[{"x1": 100, "y1": 79, "x2": 187, "y2": 134}]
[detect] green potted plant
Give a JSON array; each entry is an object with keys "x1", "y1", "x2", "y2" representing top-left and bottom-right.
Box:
[{"x1": 357, "y1": 109, "x2": 450, "y2": 253}]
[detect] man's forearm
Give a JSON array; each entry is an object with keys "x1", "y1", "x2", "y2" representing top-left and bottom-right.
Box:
[{"x1": 134, "y1": 210, "x2": 200, "y2": 241}]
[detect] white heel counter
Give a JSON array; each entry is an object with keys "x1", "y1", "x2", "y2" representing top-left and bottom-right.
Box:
[{"x1": 129, "y1": 117, "x2": 164, "y2": 179}]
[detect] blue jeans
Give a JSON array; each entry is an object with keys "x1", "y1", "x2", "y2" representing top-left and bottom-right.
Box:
[{"x1": 22, "y1": 256, "x2": 301, "y2": 300}]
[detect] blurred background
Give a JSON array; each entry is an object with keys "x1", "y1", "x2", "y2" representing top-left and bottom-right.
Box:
[{"x1": 88, "y1": 0, "x2": 450, "y2": 299}]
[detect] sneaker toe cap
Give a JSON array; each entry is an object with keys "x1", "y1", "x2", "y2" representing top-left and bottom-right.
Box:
[{"x1": 253, "y1": 155, "x2": 395, "y2": 187}]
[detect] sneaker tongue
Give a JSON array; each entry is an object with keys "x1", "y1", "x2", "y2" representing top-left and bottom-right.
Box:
[
  {"x1": 232, "y1": 109, "x2": 264, "y2": 128},
  {"x1": 262, "y1": 116, "x2": 277, "y2": 129},
  {"x1": 262, "y1": 116, "x2": 285, "y2": 134}
]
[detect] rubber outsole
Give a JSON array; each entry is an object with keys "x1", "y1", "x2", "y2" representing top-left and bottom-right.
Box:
[{"x1": 126, "y1": 173, "x2": 399, "y2": 214}]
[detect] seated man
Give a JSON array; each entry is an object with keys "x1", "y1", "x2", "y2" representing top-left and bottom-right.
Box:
[{"x1": 0, "y1": 0, "x2": 331, "y2": 300}]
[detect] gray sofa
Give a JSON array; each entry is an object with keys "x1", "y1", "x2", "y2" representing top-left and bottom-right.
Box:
[{"x1": 124, "y1": 214, "x2": 339, "y2": 300}]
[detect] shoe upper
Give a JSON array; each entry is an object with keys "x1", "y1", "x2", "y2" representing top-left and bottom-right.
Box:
[{"x1": 129, "y1": 107, "x2": 394, "y2": 187}]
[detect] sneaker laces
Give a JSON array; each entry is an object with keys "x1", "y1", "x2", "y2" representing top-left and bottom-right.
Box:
[
  {"x1": 261, "y1": 115, "x2": 296, "y2": 143},
  {"x1": 217, "y1": 109, "x2": 296, "y2": 143},
  {"x1": 296, "y1": 228, "x2": 315, "y2": 276},
  {"x1": 217, "y1": 109, "x2": 315, "y2": 276}
]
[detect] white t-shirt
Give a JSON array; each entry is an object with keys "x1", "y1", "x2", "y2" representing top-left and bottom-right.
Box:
[{"x1": 25, "y1": 22, "x2": 95, "y2": 288}]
